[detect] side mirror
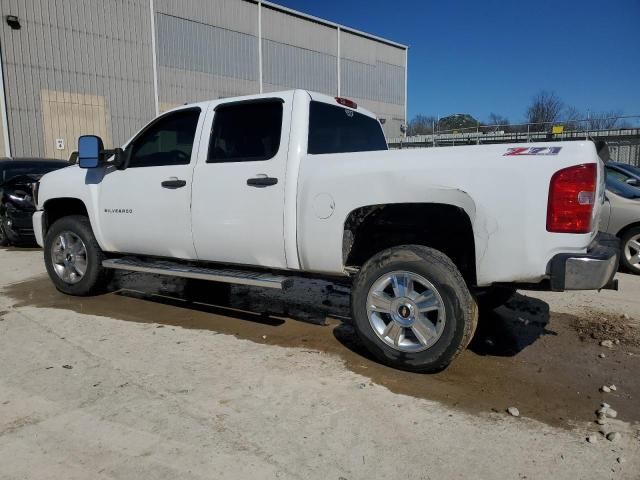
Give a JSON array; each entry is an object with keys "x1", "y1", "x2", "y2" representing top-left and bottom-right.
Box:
[{"x1": 78, "y1": 135, "x2": 104, "y2": 169}]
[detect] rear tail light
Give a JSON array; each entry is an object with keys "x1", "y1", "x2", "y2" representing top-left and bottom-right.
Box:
[{"x1": 546, "y1": 163, "x2": 597, "y2": 233}]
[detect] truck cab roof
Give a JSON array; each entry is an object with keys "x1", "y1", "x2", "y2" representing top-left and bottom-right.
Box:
[{"x1": 172, "y1": 89, "x2": 379, "y2": 121}]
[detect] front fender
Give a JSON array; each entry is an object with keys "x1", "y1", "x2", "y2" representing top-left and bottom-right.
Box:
[{"x1": 37, "y1": 166, "x2": 106, "y2": 250}]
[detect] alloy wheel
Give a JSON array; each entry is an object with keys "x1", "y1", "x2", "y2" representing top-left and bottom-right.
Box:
[
  {"x1": 366, "y1": 270, "x2": 446, "y2": 353},
  {"x1": 50, "y1": 231, "x2": 88, "y2": 284},
  {"x1": 624, "y1": 233, "x2": 640, "y2": 272}
]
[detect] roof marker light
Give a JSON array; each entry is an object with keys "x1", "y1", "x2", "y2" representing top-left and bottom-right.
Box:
[{"x1": 335, "y1": 97, "x2": 357, "y2": 109}]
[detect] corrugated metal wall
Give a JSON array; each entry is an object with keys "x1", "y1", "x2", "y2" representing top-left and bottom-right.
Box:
[
  {"x1": 261, "y1": 6, "x2": 337, "y2": 95},
  {"x1": 0, "y1": 0, "x2": 407, "y2": 156},
  {"x1": 0, "y1": 111, "x2": 6, "y2": 156},
  {"x1": 156, "y1": 15, "x2": 258, "y2": 82},
  {"x1": 340, "y1": 59, "x2": 404, "y2": 105},
  {"x1": 153, "y1": 0, "x2": 260, "y2": 109},
  {"x1": 262, "y1": 39, "x2": 337, "y2": 94},
  {"x1": 340, "y1": 30, "x2": 406, "y2": 137},
  {"x1": 0, "y1": 0, "x2": 156, "y2": 159}
]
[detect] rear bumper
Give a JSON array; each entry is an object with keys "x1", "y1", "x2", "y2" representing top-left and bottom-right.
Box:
[
  {"x1": 548, "y1": 232, "x2": 620, "y2": 291},
  {"x1": 32, "y1": 211, "x2": 45, "y2": 247}
]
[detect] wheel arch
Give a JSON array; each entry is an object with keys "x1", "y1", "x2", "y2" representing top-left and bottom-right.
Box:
[
  {"x1": 42, "y1": 197, "x2": 90, "y2": 236},
  {"x1": 617, "y1": 221, "x2": 640, "y2": 239},
  {"x1": 342, "y1": 202, "x2": 477, "y2": 285},
  {"x1": 617, "y1": 222, "x2": 640, "y2": 273}
]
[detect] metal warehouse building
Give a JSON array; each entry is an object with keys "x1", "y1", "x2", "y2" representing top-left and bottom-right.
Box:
[{"x1": 0, "y1": 0, "x2": 408, "y2": 159}]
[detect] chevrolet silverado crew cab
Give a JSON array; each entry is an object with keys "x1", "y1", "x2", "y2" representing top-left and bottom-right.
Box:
[{"x1": 33, "y1": 90, "x2": 619, "y2": 372}]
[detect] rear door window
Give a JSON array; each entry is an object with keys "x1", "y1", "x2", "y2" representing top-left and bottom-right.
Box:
[
  {"x1": 308, "y1": 101, "x2": 388, "y2": 154},
  {"x1": 208, "y1": 101, "x2": 283, "y2": 163}
]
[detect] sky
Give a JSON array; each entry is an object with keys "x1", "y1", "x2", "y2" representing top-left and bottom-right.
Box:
[{"x1": 275, "y1": 0, "x2": 640, "y2": 124}]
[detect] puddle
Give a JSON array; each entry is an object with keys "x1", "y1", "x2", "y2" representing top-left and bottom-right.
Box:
[{"x1": 4, "y1": 273, "x2": 639, "y2": 428}]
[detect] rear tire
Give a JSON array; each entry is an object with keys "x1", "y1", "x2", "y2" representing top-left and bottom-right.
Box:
[
  {"x1": 351, "y1": 245, "x2": 477, "y2": 373},
  {"x1": 620, "y1": 227, "x2": 640, "y2": 275},
  {"x1": 44, "y1": 215, "x2": 112, "y2": 295}
]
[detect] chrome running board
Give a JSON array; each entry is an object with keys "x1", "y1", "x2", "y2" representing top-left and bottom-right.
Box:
[{"x1": 102, "y1": 257, "x2": 292, "y2": 290}]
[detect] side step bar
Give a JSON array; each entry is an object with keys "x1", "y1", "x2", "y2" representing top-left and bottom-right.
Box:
[{"x1": 102, "y1": 257, "x2": 292, "y2": 290}]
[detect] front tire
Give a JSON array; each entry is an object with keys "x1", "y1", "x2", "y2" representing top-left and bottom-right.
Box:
[
  {"x1": 44, "y1": 215, "x2": 112, "y2": 295},
  {"x1": 351, "y1": 245, "x2": 477, "y2": 373}
]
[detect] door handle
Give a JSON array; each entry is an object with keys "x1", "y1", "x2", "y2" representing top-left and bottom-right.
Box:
[
  {"x1": 161, "y1": 178, "x2": 187, "y2": 189},
  {"x1": 247, "y1": 176, "x2": 278, "y2": 187}
]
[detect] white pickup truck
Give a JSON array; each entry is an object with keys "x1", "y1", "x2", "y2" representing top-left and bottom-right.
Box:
[{"x1": 33, "y1": 90, "x2": 619, "y2": 372}]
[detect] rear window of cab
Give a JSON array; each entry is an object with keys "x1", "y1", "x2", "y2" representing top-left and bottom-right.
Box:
[{"x1": 308, "y1": 101, "x2": 388, "y2": 155}]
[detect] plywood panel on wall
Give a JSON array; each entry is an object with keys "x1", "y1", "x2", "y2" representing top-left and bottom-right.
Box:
[{"x1": 41, "y1": 90, "x2": 110, "y2": 159}]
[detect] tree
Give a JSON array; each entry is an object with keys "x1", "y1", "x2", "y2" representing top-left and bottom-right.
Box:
[
  {"x1": 485, "y1": 113, "x2": 510, "y2": 132},
  {"x1": 586, "y1": 110, "x2": 629, "y2": 130},
  {"x1": 438, "y1": 114, "x2": 478, "y2": 132},
  {"x1": 526, "y1": 91, "x2": 563, "y2": 130},
  {"x1": 563, "y1": 105, "x2": 583, "y2": 131},
  {"x1": 407, "y1": 114, "x2": 437, "y2": 136},
  {"x1": 562, "y1": 107, "x2": 630, "y2": 131}
]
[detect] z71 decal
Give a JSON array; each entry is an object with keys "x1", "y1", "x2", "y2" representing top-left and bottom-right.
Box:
[{"x1": 504, "y1": 147, "x2": 562, "y2": 156}]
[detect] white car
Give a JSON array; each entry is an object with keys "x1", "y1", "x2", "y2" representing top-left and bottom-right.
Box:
[
  {"x1": 33, "y1": 90, "x2": 618, "y2": 372},
  {"x1": 601, "y1": 172, "x2": 640, "y2": 274}
]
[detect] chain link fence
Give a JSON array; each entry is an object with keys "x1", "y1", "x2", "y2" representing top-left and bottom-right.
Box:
[{"x1": 388, "y1": 115, "x2": 640, "y2": 166}]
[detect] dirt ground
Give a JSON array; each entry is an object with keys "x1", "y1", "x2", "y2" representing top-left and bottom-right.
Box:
[{"x1": 1, "y1": 248, "x2": 639, "y2": 479}]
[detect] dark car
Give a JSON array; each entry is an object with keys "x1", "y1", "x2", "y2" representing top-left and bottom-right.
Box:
[{"x1": 0, "y1": 158, "x2": 68, "y2": 245}]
